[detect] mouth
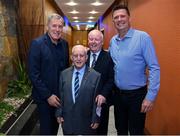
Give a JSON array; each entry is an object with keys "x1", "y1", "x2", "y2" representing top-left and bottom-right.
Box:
[
  {"x1": 90, "y1": 44, "x2": 97, "y2": 48},
  {"x1": 75, "y1": 62, "x2": 82, "y2": 65}
]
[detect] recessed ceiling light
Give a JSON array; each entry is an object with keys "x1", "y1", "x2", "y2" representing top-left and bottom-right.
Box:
[
  {"x1": 74, "y1": 20, "x2": 79, "y2": 22},
  {"x1": 72, "y1": 17, "x2": 79, "y2": 19},
  {"x1": 89, "y1": 10, "x2": 98, "y2": 14},
  {"x1": 88, "y1": 16, "x2": 95, "y2": 19},
  {"x1": 91, "y1": 1, "x2": 103, "y2": 6},
  {"x1": 87, "y1": 20, "x2": 93, "y2": 22},
  {"x1": 65, "y1": 1, "x2": 78, "y2": 6},
  {"x1": 69, "y1": 10, "x2": 79, "y2": 14}
]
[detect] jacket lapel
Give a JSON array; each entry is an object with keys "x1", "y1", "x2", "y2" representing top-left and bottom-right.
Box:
[
  {"x1": 75, "y1": 66, "x2": 91, "y2": 101},
  {"x1": 94, "y1": 50, "x2": 104, "y2": 68}
]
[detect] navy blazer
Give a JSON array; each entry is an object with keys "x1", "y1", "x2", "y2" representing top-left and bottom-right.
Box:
[
  {"x1": 87, "y1": 50, "x2": 114, "y2": 99},
  {"x1": 28, "y1": 33, "x2": 69, "y2": 103}
]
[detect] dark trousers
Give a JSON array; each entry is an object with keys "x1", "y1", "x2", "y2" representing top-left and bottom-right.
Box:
[
  {"x1": 37, "y1": 102, "x2": 59, "y2": 135},
  {"x1": 114, "y1": 86, "x2": 147, "y2": 135},
  {"x1": 97, "y1": 103, "x2": 110, "y2": 135}
]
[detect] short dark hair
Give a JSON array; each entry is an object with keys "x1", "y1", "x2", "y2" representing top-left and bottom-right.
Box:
[{"x1": 112, "y1": 5, "x2": 130, "y2": 16}]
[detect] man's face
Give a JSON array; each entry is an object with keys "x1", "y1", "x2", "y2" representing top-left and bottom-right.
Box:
[
  {"x1": 71, "y1": 47, "x2": 87, "y2": 70},
  {"x1": 112, "y1": 9, "x2": 130, "y2": 32},
  {"x1": 47, "y1": 18, "x2": 63, "y2": 41},
  {"x1": 88, "y1": 31, "x2": 103, "y2": 53}
]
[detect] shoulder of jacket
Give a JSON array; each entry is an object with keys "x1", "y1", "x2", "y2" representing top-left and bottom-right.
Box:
[{"x1": 88, "y1": 68, "x2": 101, "y2": 76}]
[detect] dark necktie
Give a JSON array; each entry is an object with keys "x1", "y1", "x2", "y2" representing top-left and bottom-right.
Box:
[
  {"x1": 74, "y1": 72, "x2": 79, "y2": 99},
  {"x1": 91, "y1": 53, "x2": 96, "y2": 68}
]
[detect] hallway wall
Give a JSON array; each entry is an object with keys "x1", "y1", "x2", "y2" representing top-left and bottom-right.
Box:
[
  {"x1": 129, "y1": 0, "x2": 180, "y2": 134},
  {"x1": 101, "y1": 0, "x2": 180, "y2": 134},
  {"x1": 19, "y1": 0, "x2": 72, "y2": 58}
]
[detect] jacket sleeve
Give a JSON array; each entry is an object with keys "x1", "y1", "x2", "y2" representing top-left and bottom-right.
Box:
[
  {"x1": 99, "y1": 53, "x2": 115, "y2": 98},
  {"x1": 28, "y1": 40, "x2": 51, "y2": 100},
  {"x1": 91, "y1": 74, "x2": 101, "y2": 123},
  {"x1": 55, "y1": 73, "x2": 64, "y2": 117}
]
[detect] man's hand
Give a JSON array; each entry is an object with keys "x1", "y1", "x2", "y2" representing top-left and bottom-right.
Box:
[
  {"x1": 47, "y1": 94, "x2": 60, "y2": 107},
  {"x1": 95, "y1": 95, "x2": 106, "y2": 107},
  {"x1": 141, "y1": 99, "x2": 154, "y2": 113},
  {"x1": 90, "y1": 122, "x2": 99, "y2": 129},
  {"x1": 57, "y1": 117, "x2": 64, "y2": 124}
]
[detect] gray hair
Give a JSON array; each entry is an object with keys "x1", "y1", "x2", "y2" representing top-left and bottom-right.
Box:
[
  {"x1": 72, "y1": 45, "x2": 87, "y2": 55},
  {"x1": 88, "y1": 29, "x2": 104, "y2": 40},
  {"x1": 47, "y1": 13, "x2": 64, "y2": 25}
]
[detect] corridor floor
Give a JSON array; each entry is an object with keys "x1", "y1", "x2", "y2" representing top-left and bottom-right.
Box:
[{"x1": 57, "y1": 106, "x2": 117, "y2": 135}]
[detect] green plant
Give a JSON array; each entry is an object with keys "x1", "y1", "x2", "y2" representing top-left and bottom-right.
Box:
[
  {"x1": 0, "y1": 101, "x2": 15, "y2": 127},
  {"x1": 7, "y1": 57, "x2": 31, "y2": 98}
]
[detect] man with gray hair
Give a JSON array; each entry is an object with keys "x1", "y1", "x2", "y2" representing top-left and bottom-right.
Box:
[{"x1": 28, "y1": 13, "x2": 69, "y2": 134}]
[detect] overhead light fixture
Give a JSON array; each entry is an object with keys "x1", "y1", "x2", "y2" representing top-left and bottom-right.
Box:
[
  {"x1": 88, "y1": 16, "x2": 95, "y2": 19},
  {"x1": 87, "y1": 24, "x2": 94, "y2": 28},
  {"x1": 91, "y1": 1, "x2": 103, "y2": 6},
  {"x1": 74, "y1": 20, "x2": 79, "y2": 22},
  {"x1": 65, "y1": 1, "x2": 78, "y2": 6},
  {"x1": 69, "y1": 10, "x2": 79, "y2": 14},
  {"x1": 87, "y1": 20, "x2": 93, "y2": 22},
  {"x1": 89, "y1": 10, "x2": 98, "y2": 14},
  {"x1": 72, "y1": 17, "x2": 79, "y2": 19}
]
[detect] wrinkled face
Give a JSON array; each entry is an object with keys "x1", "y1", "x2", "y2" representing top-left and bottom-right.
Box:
[
  {"x1": 112, "y1": 9, "x2": 130, "y2": 32},
  {"x1": 88, "y1": 31, "x2": 103, "y2": 53},
  {"x1": 71, "y1": 47, "x2": 87, "y2": 70},
  {"x1": 47, "y1": 18, "x2": 63, "y2": 41}
]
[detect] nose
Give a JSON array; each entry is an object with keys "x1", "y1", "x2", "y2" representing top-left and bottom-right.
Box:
[
  {"x1": 56, "y1": 26, "x2": 60, "y2": 31},
  {"x1": 77, "y1": 55, "x2": 81, "y2": 60},
  {"x1": 117, "y1": 16, "x2": 122, "y2": 21}
]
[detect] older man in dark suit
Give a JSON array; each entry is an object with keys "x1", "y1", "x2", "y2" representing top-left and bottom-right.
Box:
[
  {"x1": 87, "y1": 29, "x2": 114, "y2": 135},
  {"x1": 28, "y1": 13, "x2": 69, "y2": 135},
  {"x1": 56, "y1": 45, "x2": 101, "y2": 135}
]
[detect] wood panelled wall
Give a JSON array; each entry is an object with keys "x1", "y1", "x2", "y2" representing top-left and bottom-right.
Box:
[
  {"x1": 102, "y1": 0, "x2": 180, "y2": 134},
  {"x1": 72, "y1": 30, "x2": 88, "y2": 47}
]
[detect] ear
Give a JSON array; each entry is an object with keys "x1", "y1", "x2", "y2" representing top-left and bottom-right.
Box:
[{"x1": 70, "y1": 55, "x2": 73, "y2": 61}]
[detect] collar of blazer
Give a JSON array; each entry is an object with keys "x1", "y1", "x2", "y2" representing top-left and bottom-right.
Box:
[{"x1": 71, "y1": 65, "x2": 93, "y2": 81}]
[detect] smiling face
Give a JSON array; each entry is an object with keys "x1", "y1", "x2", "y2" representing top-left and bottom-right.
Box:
[
  {"x1": 47, "y1": 16, "x2": 64, "y2": 42},
  {"x1": 71, "y1": 45, "x2": 88, "y2": 70},
  {"x1": 112, "y1": 9, "x2": 130, "y2": 33},
  {"x1": 88, "y1": 30, "x2": 103, "y2": 53}
]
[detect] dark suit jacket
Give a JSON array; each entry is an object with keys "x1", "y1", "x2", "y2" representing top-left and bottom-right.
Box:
[
  {"x1": 28, "y1": 33, "x2": 69, "y2": 103},
  {"x1": 56, "y1": 66, "x2": 101, "y2": 135},
  {"x1": 87, "y1": 50, "x2": 114, "y2": 99}
]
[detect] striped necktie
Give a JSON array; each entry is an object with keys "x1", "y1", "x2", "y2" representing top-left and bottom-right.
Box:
[
  {"x1": 74, "y1": 72, "x2": 79, "y2": 99},
  {"x1": 91, "y1": 53, "x2": 96, "y2": 68}
]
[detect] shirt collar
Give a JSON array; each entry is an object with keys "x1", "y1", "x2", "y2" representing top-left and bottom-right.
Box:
[
  {"x1": 115, "y1": 28, "x2": 134, "y2": 41},
  {"x1": 46, "y1": 32, "x2": 61, "y2": 45},
  {"x1": 73, "y1": 65, "x2": 86, "y2": 75},
  {"x1": 90, "y1": 50, "x2": 101, "y2": 57}
]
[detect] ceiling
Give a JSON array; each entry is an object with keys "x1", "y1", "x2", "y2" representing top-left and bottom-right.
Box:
[{"x1": 54, "y1": 0, "x2": 115, "y2": 30}]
